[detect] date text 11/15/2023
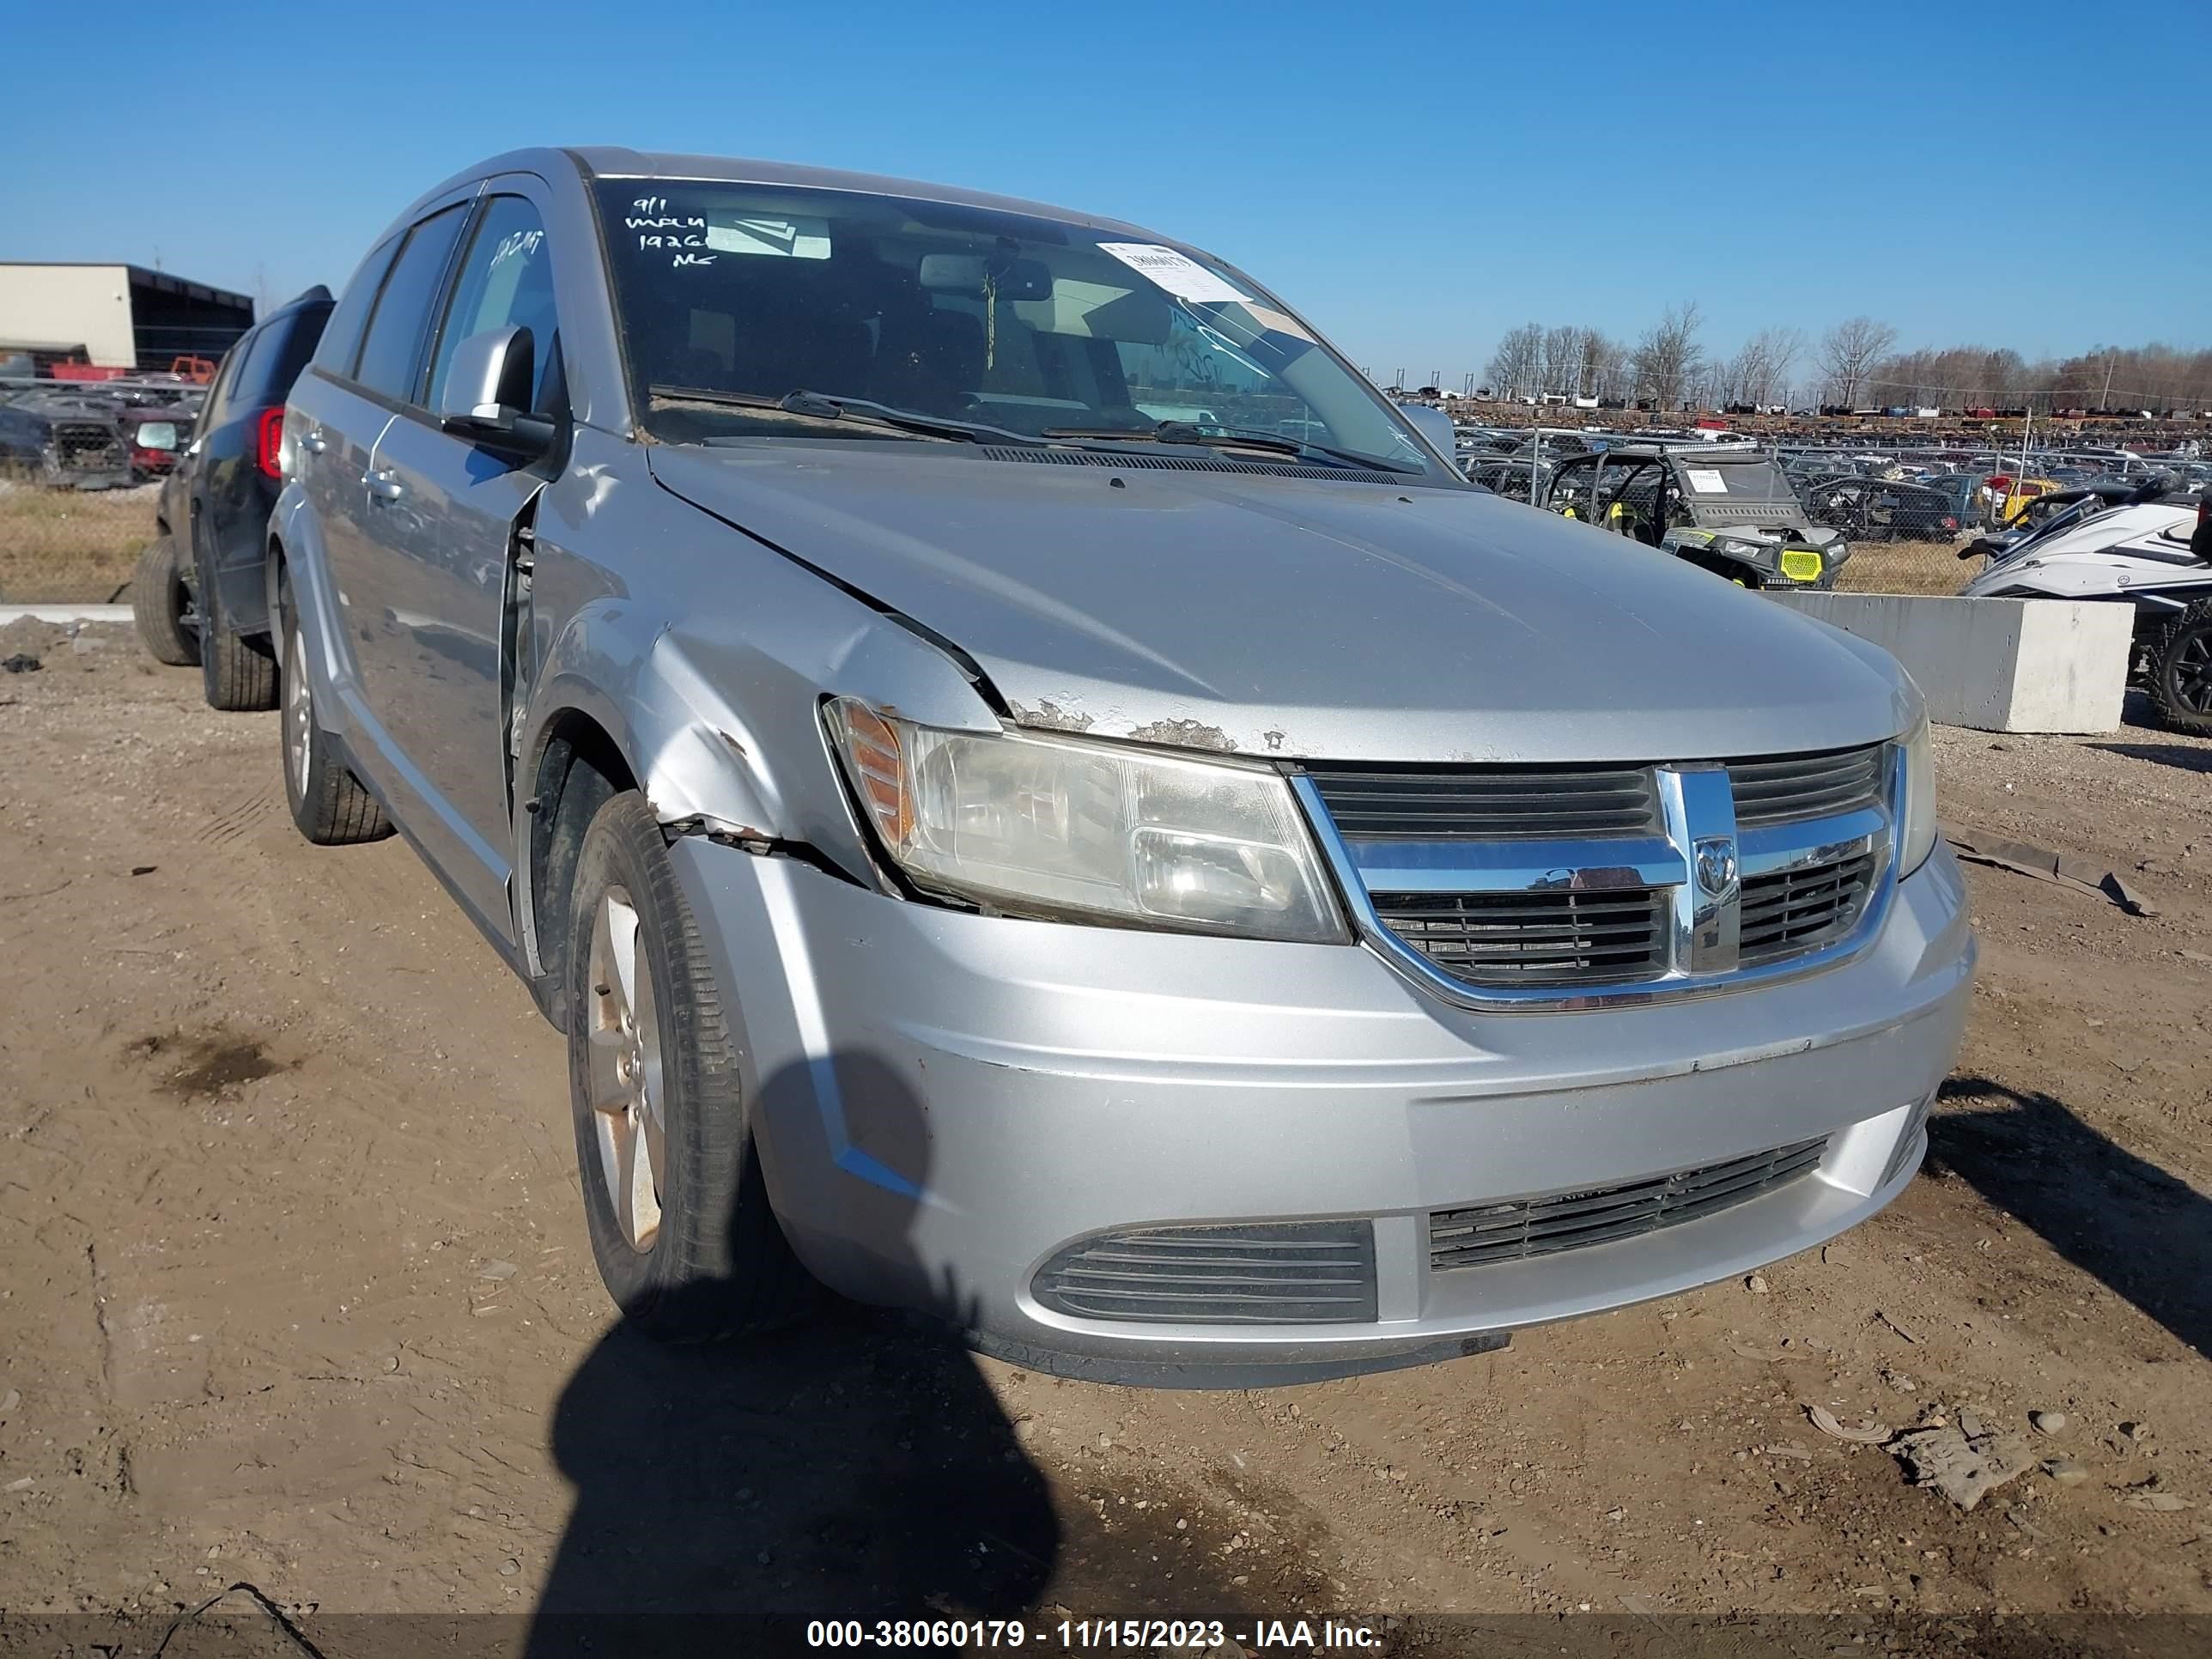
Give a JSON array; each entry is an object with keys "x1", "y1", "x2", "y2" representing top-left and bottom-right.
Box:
[{"x1": 805, "y1": 1617, "x2": 1384, "y2": 1649}]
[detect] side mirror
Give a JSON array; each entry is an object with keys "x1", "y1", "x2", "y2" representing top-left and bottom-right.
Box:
[
  {"x1": 1395, "y1": 403, "x2": 1457, "y2": 468},
  {"x1": 438, "y1": 325, "x2": 555, "y2": 457}
]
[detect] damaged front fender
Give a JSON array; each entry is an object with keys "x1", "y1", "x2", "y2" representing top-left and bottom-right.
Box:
[{"x1": 512, "y1": 583, "x2": 999, "y2": 972}]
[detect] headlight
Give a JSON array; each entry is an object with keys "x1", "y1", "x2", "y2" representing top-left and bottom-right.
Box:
[
  {"x1": 823, "y1": 699, "x2": 1348, "y2": 943},
  {"x1": 1898, "y1": 712, "x2": 1938, "y2": 878}
]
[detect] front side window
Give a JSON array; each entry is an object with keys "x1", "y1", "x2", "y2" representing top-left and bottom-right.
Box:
[
  {"x1": 593, "y1": 179, "x2": 1443, "y2": 477},
  {"x1": 426, "y1": 196, "x2": 561, "y2": 413},
  {"x1": 353, "y1": 204, "x2": 469, "y2": 403}
]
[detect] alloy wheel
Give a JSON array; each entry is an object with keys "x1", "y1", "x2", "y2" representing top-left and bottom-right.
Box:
[
  {"x1": 585, "y1": 885, "x2": 666, "y2": 1251},
  {"x1": 285, "y1": 624, "x2": 313, "y2": 798}
]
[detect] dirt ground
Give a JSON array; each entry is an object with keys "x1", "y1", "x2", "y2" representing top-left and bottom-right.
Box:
[{"x1": 1, "y1": 623, "x2": 2208, "y2": 1656}]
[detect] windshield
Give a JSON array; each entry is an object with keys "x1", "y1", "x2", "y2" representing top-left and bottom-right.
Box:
[
  {"x1": 593, "y1": 179, "x2": 1441, "y2": 477},
  {"x1": 1680, "y1": 458, "x2": 1796, "y2": 501}
]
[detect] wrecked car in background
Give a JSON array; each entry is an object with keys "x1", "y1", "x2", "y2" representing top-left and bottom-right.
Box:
[
  {"x1": 270, "y1": 148, "x2": 1972, "y2": 1385},
  {"x1": 0, "y1": 390, "x2": 132, "y2": 489}
]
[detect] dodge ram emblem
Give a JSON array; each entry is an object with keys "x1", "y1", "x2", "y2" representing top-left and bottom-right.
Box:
[{"x1": 1694, "y1": 836, "x2": 1739, "y2": 900}]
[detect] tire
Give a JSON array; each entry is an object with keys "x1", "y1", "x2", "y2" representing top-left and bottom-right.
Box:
[
  {"x1": 565, "y1": 788, "x2": 813, "y2": 1340},
  {"x1": 198, "y1": 545, "x2": 279, "y2": 710},
  {"x1": 131, "y1": 534, "x2": 199, "y2": 666},
  {"x1": 2147, "y1": 598, "x2": 2212, "y2": 736},
  {"x1": 275, "y1": 566, "x2": 392, "y2": 845}
]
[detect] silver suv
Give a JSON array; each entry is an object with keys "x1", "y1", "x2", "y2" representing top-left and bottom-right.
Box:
[{"x1": 270, "y1": 149, "x2": 1973, "y2": 1385}]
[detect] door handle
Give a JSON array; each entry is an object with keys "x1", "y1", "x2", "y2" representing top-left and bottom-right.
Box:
[
  {"x1": 366, "y1": 468, "x2": 405, "y2": 501},
  {"x1": 302, "y1": 428, "x2": 327, "y2": 455}
]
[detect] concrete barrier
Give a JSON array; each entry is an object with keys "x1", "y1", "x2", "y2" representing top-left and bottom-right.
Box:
[{"x1": 1766, "y1": 592, "x2": 2133, "y2": 734}]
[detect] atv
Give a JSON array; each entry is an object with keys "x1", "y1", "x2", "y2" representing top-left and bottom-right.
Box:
[
  {"x1": 1538, "y1": 446, "x2": 1850, "y2": 589},
  {"x1": 1957, "y1": 475, "x2": 2212, "y2": 733}
]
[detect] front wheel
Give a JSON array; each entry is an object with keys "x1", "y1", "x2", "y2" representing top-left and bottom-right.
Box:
[
  {"x1": 2147, "y1": 598, "x2": 2212, "y2": 735},
  {"x1": 564, "y1": 789, "x2": 813, "y2": 1340}
]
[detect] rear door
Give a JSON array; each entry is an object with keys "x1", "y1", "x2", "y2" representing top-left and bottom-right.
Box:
[
  {"x1": 287, "y1": 228, "x2": 406, "y2": 717},
  {"x1": 354, "y1": 184, "x2": 566, "y2": 941},
  {"x1": 317, "y1": 200, "x2": 474, "y2": 731}
]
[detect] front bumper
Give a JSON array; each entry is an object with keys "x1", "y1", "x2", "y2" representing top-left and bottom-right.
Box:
[{"x1": 671, "y1": 837, "x2": 1974, "y2": 1386}]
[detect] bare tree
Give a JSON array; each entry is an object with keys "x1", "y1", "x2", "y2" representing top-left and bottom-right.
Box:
[
  {"x1": 1484, "y1": 323, "x2": 1545, "y2": 400},
  {"x1": 1583, "y1": 332, "x2": 1630, "y2": 400},
  {"x1": 1632, "y1": 302, "x2": 1705, "y2": 410},
  {"x1": 1728, "y1": 326, "x2": 1803, "y2": 408},
  {"x1": 1818, "y1": 317, "x2": 1899, "y2": 408},
  {"x1": 1540, "y1": 325, "x2": 1598, "y2": 398}
]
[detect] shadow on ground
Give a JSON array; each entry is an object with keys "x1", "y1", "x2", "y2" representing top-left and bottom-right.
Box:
[
  {"x1": 1929, "y1": 1076, "x2": 2212, "y2": 1358},
  {"x1": 522, "y1": 1054, "x2": 1281, "y2": 1655},
  {"x1": 2087, "y1": 740, "x2": 2212, "y2": 776}
]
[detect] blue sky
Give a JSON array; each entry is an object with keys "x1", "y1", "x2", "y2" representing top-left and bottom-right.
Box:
[{"x1": 5, "y1": 0, "x2": 2205, "y2": 379}]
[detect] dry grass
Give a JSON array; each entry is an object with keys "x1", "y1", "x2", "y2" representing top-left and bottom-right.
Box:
[
  {"x1": 0, "y1": 478, "x2": 158, "y2": 603},
  {"x1": 1834, "y1": 537, "x2": 1970, "y2": 596}
]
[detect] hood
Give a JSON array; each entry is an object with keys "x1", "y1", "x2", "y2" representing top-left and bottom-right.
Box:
[{"x1": 647, "y1": 444, "x2": 1914, "y2": 763}]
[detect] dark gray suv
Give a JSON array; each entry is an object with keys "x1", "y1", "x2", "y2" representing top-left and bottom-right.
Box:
[{"x1": 270, "y1": 149, "x2": 1972, "y2": 1385}]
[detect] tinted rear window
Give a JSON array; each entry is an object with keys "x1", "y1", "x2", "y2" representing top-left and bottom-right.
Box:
[
  {"x1": 244, "y1": 305, "x2": 329, "y2": 400},
  {"x1": 232, "y1": 306, "x2": 331, "y2": 403},
  {"x1": 314, "y1": 235, "x2": 400, "y2": 378},
  {"x1": 355, "y1": 206, "x2": 470, "y2": 402}
]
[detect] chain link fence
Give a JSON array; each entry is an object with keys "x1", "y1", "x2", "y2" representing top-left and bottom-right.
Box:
[{"x1": 0, "y1": 372, "x2": 201, "y2": 604}]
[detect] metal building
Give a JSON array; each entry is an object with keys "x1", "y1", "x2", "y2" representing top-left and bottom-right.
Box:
[{"x1": 0, "y1": 263, "x2": 254, "y2": 374}]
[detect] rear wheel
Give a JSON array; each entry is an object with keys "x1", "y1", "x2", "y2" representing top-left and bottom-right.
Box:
[
  {"x1": 197, "y1": 536, "x2": 278, "y2": 710},
  {"x1": 2147, "y1": 598, "x2": 2212, "y2": 735},
  {"x1": 565, "y1": 788, "x2": 813, "y2": 1340},
  {"x1": 131, "y1": 534, "x2": 198, "y2": 666},
  {"x1": 276, "y1": 565, "x2": 392, "y2": 844}
]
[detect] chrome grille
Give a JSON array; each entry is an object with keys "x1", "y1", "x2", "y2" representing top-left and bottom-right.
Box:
[
  {"x1": 1739, "y1": 851, "x2": 1877, "y2": 966},
  {"x1": 1372, "y1": 889, "x2": 1668, "y2": 988},
  {"x1": 1303, "y1": 764, "x2": 1658, "y2": 840},
  {"x1": 1729, "y1": 744, "x2": 1886, "y2": 826},
  {"x1": 1429, "y1": 1138, "x2": 1829, "y2": 1272},
  {"x1": 1298, "y1": 742, "x2": 1893, "y2": 1005},
  {"x1": 1032, "y1": 1221, "x2": 1376, "y2": 1325}
]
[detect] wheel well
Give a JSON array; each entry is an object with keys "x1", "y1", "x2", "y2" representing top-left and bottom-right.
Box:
[{"x1": 530, "y1": 711, "x2": 639, "y2": 1002}]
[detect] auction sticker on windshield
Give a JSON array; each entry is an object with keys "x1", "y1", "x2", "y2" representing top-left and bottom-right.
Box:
[
  {"x1": 1685, "y1": 468, "x2": 1729, "y2": 494},
  {"x1": 1097, "y1": 242, "x2": 1251, "y2": 304}
]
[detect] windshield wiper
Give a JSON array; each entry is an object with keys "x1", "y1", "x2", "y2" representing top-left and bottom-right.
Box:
[
  {"x1": 647, "y1": 386, "x2": 1046, "y2": 447},
  {"x1": 1042, "y1": 419, "x2": 1421, "y2": 475}
]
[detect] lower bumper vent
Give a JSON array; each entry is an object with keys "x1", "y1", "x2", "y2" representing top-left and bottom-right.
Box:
[
  {"x1": 1429, "y1": 1138, "x2": 1829, "y2": 1273},
  {"x1": 1033, "y1": 1221, "x2": 1377, "y2": 1325}
]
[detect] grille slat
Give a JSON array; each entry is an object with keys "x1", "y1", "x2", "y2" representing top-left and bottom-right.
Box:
[
  {"x1": 1739, "y1": 853, "x2": 1876, "y2": 966},
  {"x1": 1033, "y1": 1221, "x2": 1378, "y2": 1325},
  {"x1": 1431, "y1": 1139, "x2": 1828, "y2": 1272},
  {"x1": 1370, "y1": 890, "x2": 1669, "y2": 988},
  {"x1": 1305, "y1": 766, "x2": 1660, "y2": 840},
  {"x1": 1730, "y1": 745, "x2": 1887, "y2": 826}
]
